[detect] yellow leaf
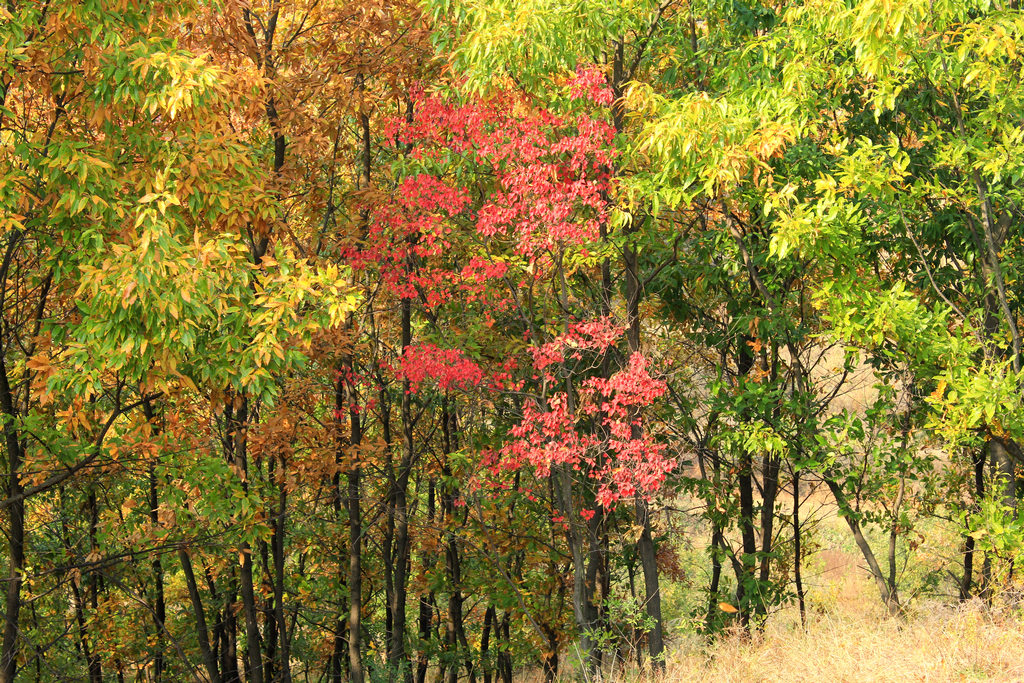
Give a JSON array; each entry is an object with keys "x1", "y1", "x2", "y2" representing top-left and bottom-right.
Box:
[{"x1": 719, "y1": 602, "x2": 739, "y2": 614}]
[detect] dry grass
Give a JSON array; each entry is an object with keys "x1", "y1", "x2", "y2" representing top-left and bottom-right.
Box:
[
  {"x1": 654, "y1": 600, "x2": 1024, "y2": 682},
  {"x1": 525, "y1": 498, "x2": 1024, "y2": 683},
  {"x1": 657, "y1": 517, "x2": 1021, "y2": 682},
  {"x1": 522, "y1": 596, "x2": 1024, "y2": 682}
]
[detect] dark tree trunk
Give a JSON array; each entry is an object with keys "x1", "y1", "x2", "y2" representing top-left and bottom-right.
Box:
[
  {"x1": 541, "y1": 625, "x2": 559, "y2": 683},
  {"x1": 758, "y1": 453, "x2": 781, "y2": 588},
  {"x1": 86, "y1": 490, "x2": 102, "y2": 683},
  {"x1": 346, "y1": 79, "x2": 371, "y2": 683},
  {"x1": 624, "y1": 234, "x2": 665, "y2": 669},
  {"x1": 705, "y1": 526, "x2": 724, "y2": 632},
  {"x1": 480, "y1": 606, "x2": 496, "y2": 683},
  {"x1": 388, "y1": 295, "x2": 414, "y2": 682},
  {"x1": 733, "y1": 339, "x2": 758, "y2": 627},
  {"x1": 262, "y1": 465, "x2": 278, "y2": 683},
  {"x1": 179, "y1": 549, "x2": 222, "y2": 683},
  {"x1": 0, "y1": 432, "x2": 23, "y2": 683},
  {"x1": 0, "y1": 234, "x2": 26, "y2": 683},
  {"x1": 272, "y1": 453, "x2": 292, "y2": 683},
  {"x1": 146, "y1": 410, "x2": 167, "y2": 682},
  {"x1": 498, "y1": 613, "x2": 513, "y2": 683},
  {"x1": 330, "y1": 439, "x2": 346, "y2": 683},
  {"x1": 415, "y1": 479, "x2": 434, "y2": 683},
  {"x1": 348, "y1": 461, "x2": 365, "y2": 683},
  {"x1": 442, "y1": 401, "x2": 475, "y2": 683},
  {"x1": 961, "y1": 446, "x2": 987, "y2": 599},
  {"x1": 226, "y1": 399, "x2": 264, "y2": 683},
  {"x1": 414, "y1": 571, "x2": 434, "y2": 683},
  {"x1": 792, "y1": 467, "x2": 806, "y2": 627}
]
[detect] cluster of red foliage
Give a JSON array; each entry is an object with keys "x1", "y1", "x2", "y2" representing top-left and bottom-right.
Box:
[
  {"x1": 357, "y1": 81, "x2": 673, "y2": 512},
  {"x1": 504, "y1": 320, "x2": 674, "y2": 510}
]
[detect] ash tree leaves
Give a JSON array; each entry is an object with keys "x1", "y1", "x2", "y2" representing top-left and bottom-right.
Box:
[
  {"x1": 1, "y1": 0, "x2": 360, "y2": 404},
  {"x1": 429, "y1": 0, "x2": 670, "y2": 95},
  {"x1": 69, "y1": 219, "x2": 357, "y2": 402}
]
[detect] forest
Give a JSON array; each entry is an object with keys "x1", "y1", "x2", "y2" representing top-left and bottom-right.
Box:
[{"x1": 1, "y1": 0, "x2": 1023, "y2": 680}]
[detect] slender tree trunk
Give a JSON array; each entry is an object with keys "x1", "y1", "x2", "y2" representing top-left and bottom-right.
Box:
[
  {"x1": 343, "y1": 356, "x2": 366, "y2": 683},
  {"x1": 217, "y1": 568, "x2": 240, "y2": 683},
  {"x1": 584, "y1": 516, "x2": 602, "y2": 677},
  {"x1": 415, "y1": 478, "x2": 435, "y2": 683},
  {"x1": 180, "y1": 549, "x2": 222, "y2": 683},
  {"x1": 961, "y1": 446, "x2": 986, "y2": 599},
  {"x1": 733, "y1": 339, "x2": 758, "y2": 627},
  {"x1": 792, "y1": 468, "x2": 806, "y2": 627},
  {"x1": 624, "y1": 234, "x2": 665, "y2": 669},
  {"x1": 498, "y1": 613, "x2": 512, "y2": 683},
  {"x1": 69, "y1": 575, "x2": 94, "y2": 680},
  {"x1": 552, "y1": 252, "x2": 596, "y2": 668},
  {"x1": 887, "y1": 472, "x2": 906, "y2": 593},
  {"x1": 388, "y1": 296, "x2": 414, "y2": 682},
  {"x1": 0, "y1": 434, "x2": 23, "y2": 683},
  {"x1": 263, "y1": 463, "x2": 278, "y2": 683},
  {"x1": 758, "y1": 454, "x2": 781, "y2": 586},
  {"x1": 147, "y1": 432, "x2": 167, "y2": 681},
  {"x1": 347, "y1": 460, "x2": 365, "y2": 683},
  {"x1": 331, "y1": 441, "x2": 346, "y2": 683},
  {"x1": 441, "y1": 401, "x2": 475, "y2": 683},
  {"x1": 824, "y1": 479, "x2": 901, "y2": 615},
  {"x1": 383, "y1": 438, "x2": 396, "y2": 654},
  {"x1": 273, "y1": 453, "x2": 292, "y2": 683},
  {"x1": 480, "y1": 606, "x2": 496, "y2": 683},
  {"x1": 240, "y1": 534, "x2": 262, "y2": 682},
  {"x1": 344, "y1": 99, "x2": 372, "y2": 683},
  {"x1": 0, "y1": 267, "x2": 25, "y2": 683},
  {"x1": 541, "y1": 625, "x2": 559, "y2": 683},
  {"x1": 705, "y1": 526, "x2": 724, "y2": 632},
  {"x1": 86, "y1": 490, "x2": 102, "y2": 683},
  {"x1": 227, "y1": 596, "x2": 240, "y2": 682},
  {"x1": 990, "y1": 438, "x2": 1017, "y2": 516},
  {"x1": 227, "y1": 399, "x2": 264, "y2": 683},
  {"x1": 703, "y1": 439, "x2": 724, "y2": 633}
]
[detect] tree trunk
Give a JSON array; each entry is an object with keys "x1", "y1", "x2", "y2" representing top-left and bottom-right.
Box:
[
  {"x1": 824, "y1": 478, "x2": 901, "y2": 615},
  {"x1": 0, "y1": 435, "x2": 23, "y2": 683},
  {"x1": 415, "y1": 479, "x2": 434, "y2": 683},
  {"x1": 961, "y1": 446, "x2": 986, "y2": 600},
  {"x1": 0, "y1": 298, "x2": 25, "y2": 683},
  {"x1": 541, "y1": 625, "x2": 559, "y2": 683},
  {"x1": 498, "y1": 613, "x2": 513, "y2": 683},
  {"x1": 757, "y1": 452, "x2": 781, "y2": 592},
  {"x1": 705, "y1": 526, "x2": 724, "y2": 632},
  {"x1": 348, "y1": 462, "x2": 365, "y2": 683},
  {"x1": 346, "y1": 78, "x2": 371, "y2": 683},
  {"x1": 389, "y1": 296, "x2": 414, "y2": 681},
  {"x1": 179, "y1": 549, "x2": 222, "y2": 683},
  {"x1": 147, "y1": 436, "x2": 167, "y2": 681},
  {"x1": 733, "y1": 337, "x2": 758, "y2": 627},
  {"x1": 792, "y1": 467, "x2": 806, "y2": 627},
  {"x1": 217, "y1": 567, "x2": 240, "y2": 683},
  {"x1": 624, "y1": 235, "x2": 665, "y2": 669},
  {"x1": 86, "y1": 490, "x2": 102, "y2": 683},
  {"x1": 442, "y1": 401, "x2": 475, "y2": 683},
  {"x1": 227, "y1": 399, "x2": 263, "y2": 683},
  {"x1": 273, "y1": 453, "x2": 292, "y2": 683},
  {"x1": 480, "y1": 606, "x2": 495, "y2": 683}
]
